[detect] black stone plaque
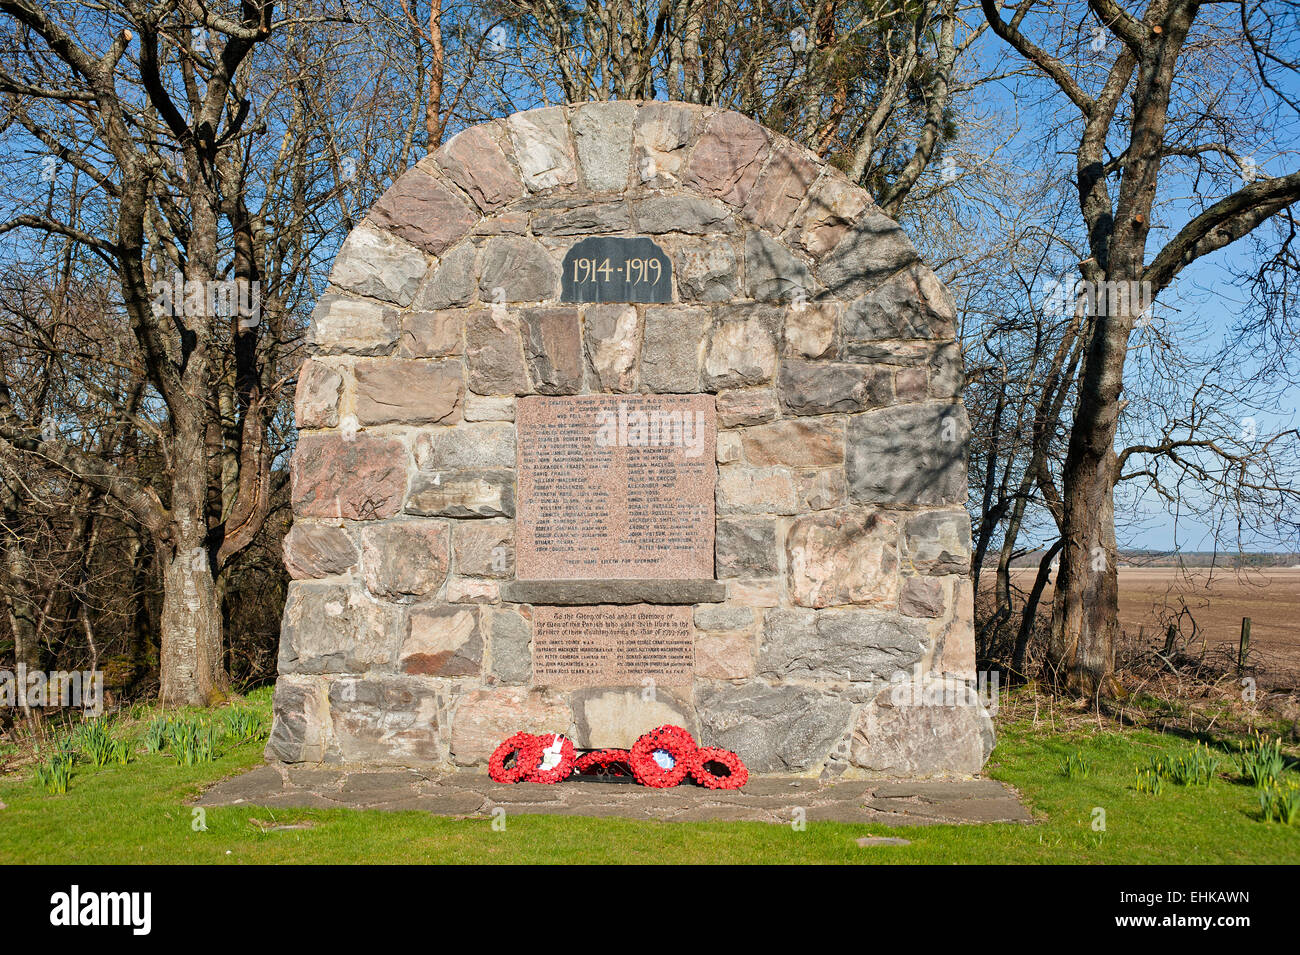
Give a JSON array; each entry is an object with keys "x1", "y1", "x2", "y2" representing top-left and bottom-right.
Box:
[{"x1": 561, "y1": 236, "x2": 673, "y2": 303}]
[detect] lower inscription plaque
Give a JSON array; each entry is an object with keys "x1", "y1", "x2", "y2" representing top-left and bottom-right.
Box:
[
  {"x1": 516, "y1": 394, "x2": 716, "y2": 580},
  {"x1": 532, "y1": 605, "x2": 694, "y2": 687}
]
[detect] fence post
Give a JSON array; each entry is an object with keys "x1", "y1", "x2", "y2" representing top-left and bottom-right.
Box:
[{"x1": 1238, "y1": 617, "x2": 1252, "y2": 674}]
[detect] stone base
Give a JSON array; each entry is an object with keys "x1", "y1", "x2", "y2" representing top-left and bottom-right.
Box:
[
  {"x1": 267, "y1": 674, "x2": 995, "y2": 777},
  {"x1": 199, "y1": 765, "x2": 1031, "y2": 825}
]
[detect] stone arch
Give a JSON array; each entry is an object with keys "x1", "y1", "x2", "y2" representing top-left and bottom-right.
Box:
[{"x1": 273, "y1": 101, "x2": 991, "y2": 776}]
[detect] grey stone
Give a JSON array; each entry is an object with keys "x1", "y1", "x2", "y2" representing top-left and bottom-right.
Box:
[
  {"x1": 278, "y1": 582, "x2": 403, "y2": 675},
  {"x1": 414, "y1": 424, "x2": 516, "y2": 470},
  {"x1": 779, "y1": 359, "x2": 891, "y2": 415},
  {"x1": 757, "y1": 608, "x2": 926, "y2": 682},
  {"x1": 329, "y1": 676, "x2": 445, "y2": 765},
  {"x1": 633, "y1": 195, "x2": 734, "y2": 234},
  {"x1": 294, "y1": 360, "x2": 342, "y2": 428},
  {"x1": 413, "y1": 242, "x2": 479, "y2": 309},
  {"x1": 633, "y1": 101, "x2": 698, "y2": 188},
  {"x1": 521, "y1": 307, "x2": 584, "y2": 394},
  {"x1": 816, "y1": 212, "x2": 920, "y2": 298},
  {"x1": 844, "y1": 264, "x2": 956, "y2": 341},
  {"x1": 328, "y1": 224, "x2": 429, "y2": 306},
  {"x1": 568, "y1": 688, "x2": 695, "y2": 749},
  {"x1": 283, "y1": 522, "x2": 357, "y2": 579},
  {"x1": 929, "y1": 341, "x2": 964, "y2": 398},
  {"x1": 465, "y1": 310, "x2": 529, "y2": 395},
  {"x1": 695, "y1": 683, "x2": 852, "y2": 773},
  {"x1": 478, "y1": 237, "x2": 560, "y2": 303},
  {"x1": 640, "y1": 306, "x2": 708, "y2": 392},
  {"x1": 903, "y1": 510, "x2": 972, "y2": 575},
  {"x1": 744, "y1": 230, "x2": 816, "y2": 302},
  {"x1": 405, "y1": 470, "x2": 515, "y2": 518},
  {"x1": 266, "y1": 678, "x2": 330, "y2": 762},
  {"x1": 850, "y1": 678, "x2": 994, "y2": 775},
  {"x1": 693, "y1": 605, "x2": 755, "y2": 632},
  {"x1": 715, "y1": 517, "x2": 778, "y2": 578},
  {"x1": 501, "y1": 579, "x2": 725, "y2": 605},
  {"x1": 359, "y1": 520, "x2": 450, "y2": 598},
  {"x1": 671, "y1": 237, "x2": 739, "y2": 302},
  {"x1": 310, "y1": 293, "x2": 399, "y2": 356},
  {"x1": 846, "y1": 402, "x2": 968, "y2": 505},
  {"x1": 531, "y1": 201, "x2": 632, "y2": 235},
  {"x1": 506, "y1": 107, "x2": 578, "y2": 191},
  {"x1": 490, "y1": 608, "x2": 532, "y2": 684},
  {"x1": 703, "y1": 312, "x2": 778, "y2": 389},
  {"x1": 571, "y1": 101, "x2": 635, "y2": 192}
]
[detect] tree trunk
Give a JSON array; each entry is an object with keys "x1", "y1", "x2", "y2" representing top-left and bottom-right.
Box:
[
  {"x1": 1048, "y1": 307, "x2": 1127, "y2": 695},
  {"x1": 158, "y1": 414, "x2": 227, "y2": 706}
]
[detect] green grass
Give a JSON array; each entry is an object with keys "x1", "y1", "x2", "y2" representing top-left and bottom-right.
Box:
[{"x1": 1, "y1": 691, "x2": 1298, "y2": 864}]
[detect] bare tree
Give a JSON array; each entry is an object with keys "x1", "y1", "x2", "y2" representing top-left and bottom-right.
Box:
[{"x1": 981, "y1": 0, "x2": 1300, "y2": 694}]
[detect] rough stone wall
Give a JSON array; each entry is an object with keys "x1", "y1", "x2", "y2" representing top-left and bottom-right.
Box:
[{"x1": 268, "y1": 101, "x2": 993, "y2": 777}]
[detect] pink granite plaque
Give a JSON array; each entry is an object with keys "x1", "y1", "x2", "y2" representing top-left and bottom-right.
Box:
[
  {"x1": 532, "y1": 605, "x2": 694, "y2": 686},
  {"x1": 515, "y1": 394, "x2": 716, "y2": 580}
]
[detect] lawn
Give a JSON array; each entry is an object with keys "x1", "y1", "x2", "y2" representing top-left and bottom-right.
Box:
[{"x1": 1, "y1": 689, "x2": 1297, "y2": 864}]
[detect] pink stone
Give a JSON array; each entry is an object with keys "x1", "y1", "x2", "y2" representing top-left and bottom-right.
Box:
[
  {"x1": 740, "y1": 418, "x2": 844, "y2": 468},
  {"x1": 359, "y1": 520, "x2": 450, "y2": 597},
  {"x1": 936, "y1": 577, "x2": 976, "y2": 680},
  {"x1": 370, "y1": 167, "x2": 477, "y2": 255},
  {"x1": 354, "y1": 358, "x2": 464, "y2": 425},
  {"x1": 695, "y1": 632, "x2": 755, "y2": 680},
  {"x1": 786, "y1": 508, "x2": 900, "y2": 608},
  {"x1": 685, "y1": 112, "x2": 770, "y2": 206},
  {"x1": 401, "y1": 310, "x2": 465, "y2": 358},
  {"x1": 744, "y1": 142, "x2": 820, "y2": 231},
  {"x1": 291, "y1": 432, "x2": 407, "y2": 520},
  {"x1": 294, "y1": 359, "x2": 342, "y2": 429},
  {"x1": 449, "y1": 687, "x2": 572, "y2": 765},
  {"x1": 433, "y1": 126, "x2": 524, "y2": 211}
]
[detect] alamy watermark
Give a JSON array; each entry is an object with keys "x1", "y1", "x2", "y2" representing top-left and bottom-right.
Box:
[
  {"x1": 151, "y1": 273, "x2": 262, "y2": 329},
  {"x1": 594, "y1": 402, "x2": 709, "y2": 458},
  {"x1": 1, "y1": 665, "x2": 103, "y2": 715},
  {"x1": 884, "y1": 665, "x2": 1001, "y2": 714},
  {"x1": 1041, "y1": 276, "x2": 1153, "y2": 320}
]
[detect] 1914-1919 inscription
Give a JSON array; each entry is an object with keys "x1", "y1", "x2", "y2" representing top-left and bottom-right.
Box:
[
  {"x1": 515, "y1": 394, "x2": 715, "y2": 580},
  {"x1": 533, "y1": 605, "x2": 694, "y2": 687},
  {"x1": 560, "y1": 236, "x2": 673, "y2": 303}
]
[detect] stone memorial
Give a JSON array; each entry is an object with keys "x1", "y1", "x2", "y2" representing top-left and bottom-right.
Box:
[{"x1": 268, "y1": 100, "x2": 993, "y2": 777}]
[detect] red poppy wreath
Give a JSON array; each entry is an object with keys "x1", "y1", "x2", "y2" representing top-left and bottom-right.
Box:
[
  {"x1": 629, "y1": 724, "x2": 698, "y2": 788},
  {"x1": 691, "y1": 746, "x2": 749, "y2": 790},
  {"x1": 525, "y1": 732, "x2": 577, "y2": 784},
  {"x1": 488, "y1": 731, "x2": 543, "y2": 784},
  {"x1": 574, "y1": 748, "x2": 635, "y2": 778}
]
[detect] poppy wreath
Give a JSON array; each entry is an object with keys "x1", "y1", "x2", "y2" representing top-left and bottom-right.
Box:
[
  {"x1": 690, "y1": 747, "x2": 749, "y2": 790},
  {"x1": 525, "y1": 733, "x2": 577, "y2": 784},
  {"x1": 629, "y1": 724, "x2": 699, "y2": 788},
  {"x1": 573, "y1": 748, "x2": 635, "y2": 778},
  {"x1": 488, "y1": 732, "x2": 543, "y2": 784}
]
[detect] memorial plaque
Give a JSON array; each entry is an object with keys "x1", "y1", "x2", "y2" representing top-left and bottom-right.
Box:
[
  {"x1": 533, "y1": 605, "x2": 694, "y2": 687},
  {"x1": 516, "y1": 394, "x2": 716, "y2": 579},
  {"x1": 561, "y1": 236, "x2": 673, "y2": 303}
]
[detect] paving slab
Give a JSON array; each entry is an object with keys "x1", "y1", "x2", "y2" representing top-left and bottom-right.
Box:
[{"x1": 194, "y1": 766, "x2": 1032, "y2": 826}]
